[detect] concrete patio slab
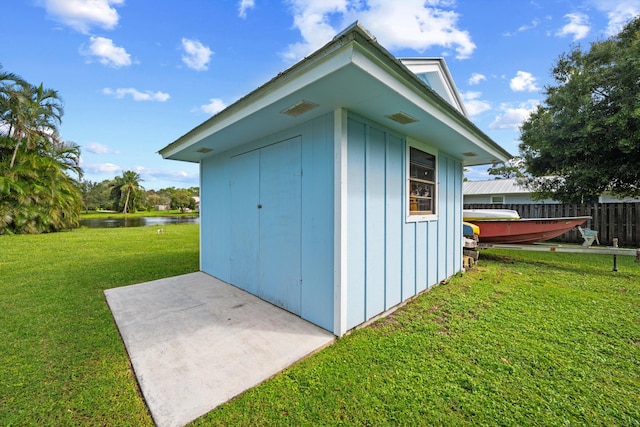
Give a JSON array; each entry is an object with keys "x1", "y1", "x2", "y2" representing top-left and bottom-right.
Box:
[{"x1": 104, "y1": 272, "x2": 335, "y2": 427}]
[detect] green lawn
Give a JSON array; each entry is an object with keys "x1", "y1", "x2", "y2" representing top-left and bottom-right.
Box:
[
  {"x1": 1, "y1": 226, "x2": 638, "y2": 426},
  {"x1": 0, "y1": 225, "x2": 199, "y2": 426}
]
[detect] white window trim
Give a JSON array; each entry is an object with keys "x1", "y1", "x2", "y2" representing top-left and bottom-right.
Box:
[
  {"x1": 491, "y1": 195, "x2": 505, "y2": 204},
  {"x1": 406, "y1": 138, "x2": 438, "y2": 223}
]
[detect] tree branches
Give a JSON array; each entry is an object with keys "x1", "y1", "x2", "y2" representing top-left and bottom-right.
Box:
[{"x1": 519, "y1": 17, "x2": 640, "y2": 202}]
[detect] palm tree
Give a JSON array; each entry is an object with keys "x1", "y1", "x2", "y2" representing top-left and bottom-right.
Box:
[
  {"x1": 1, "y1": 79, "x2": 63, "y2": 168},
  {"x1": 0, "y1": 65, "x2": 28, "y2": 143},
  {"x1": 0, "y1": 65, "x2": 27, "y2": 102},
  {"x1": 112, "y1": 171, "x2": 144, "y2": 214},
  {"x1": 0, "y1": 145, "x2": 82, "y2": 234},
  {"x1": 0, "y1": 65, "x2": 83, "y2": 234},
  {"x1": 0, "y1": 64, "x2": 20, "y2": 84}
]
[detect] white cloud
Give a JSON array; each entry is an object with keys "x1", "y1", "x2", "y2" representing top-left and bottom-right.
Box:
[
  {"x1": 79, "y1": 161, "x2": 196, "y2": 186},
  {"x1": 181, "y1": 38, "x2": 213, "y2": 71},
  {"x1": 556, "y1": 13, "x2": 590, "y2": 41},
  {"x1": 85, "y1": 142, "x2": 120, "y2": 154},
  {"x1": 133, "y1": 166, "x2": 196, "y2": 184},
  {"x1": 510, "y1": 71, "x2": 540, "y2": 92},
  {"x1": 504, "y1": 18, "x2": 541, "y2": 36},
  {"x1": 82, "y1": 36, "x2": 131, "y2": 68},
  {"x1": 517, "y1": 18, "x2": 540, "y2": 33},
  {"x1": 591, "y1": 0, "x2": 640, "y2": 36},
  {"x1": 468, "y1": 73, "x2": 486, "y2": 85},
  {"x1": 42, "y1": 0, "x2": 123, "y2": 34},
  {"x1": 282, "y1": 0, "x2": 475, "y2": 62},
  {"x1": 103, "y1": 88, "x2": 170, "y2": 102},
  {"x1": 464, "y1": 165, "x2": 494, "y2": 182},
  {"x1": 489, "y1": 100, "x2": 539, "y2": 130},
  {"x1": 280, "y1": 0, "x2": 343, "y2": 62},
  {"x1": 238, "y1": 0, "x2": 255, "y2": 18},
  {"x1": 460, "y1": 91, "x2": 491, "y2": 117},
  {"x1": 199, "y1": 98, "x2": 227, "y2": 115},
  {"x1": 149, "y1": 169, "x2": 192, "y2": 180},
  {"x1": 82, "y1": 162, "x2": 122, "y2": 174}
]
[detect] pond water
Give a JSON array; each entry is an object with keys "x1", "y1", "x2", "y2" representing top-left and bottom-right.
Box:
[{"x1": 79, "y1": 216, "x2": 200, "y2": 228}]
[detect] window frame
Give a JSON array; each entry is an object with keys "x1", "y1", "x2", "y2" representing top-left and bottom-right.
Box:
[
  {"x1": 491, "y1": 195, "x2": 505, "y2": 204},
  {"x1": 406, "y1": 140, "x2": 438, "y2": 223}
]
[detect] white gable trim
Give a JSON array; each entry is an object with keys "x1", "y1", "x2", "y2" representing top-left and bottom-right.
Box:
[{"x1": 399, "y1": 58, "x2": 468, "y2": 116}]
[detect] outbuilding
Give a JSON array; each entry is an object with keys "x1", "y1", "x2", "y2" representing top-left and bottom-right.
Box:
[
  {"x1": 464, "y1": 178, "x2": 640, "y2": 205},
  {"x1": 159, "y1": 23, "x2": 510, "y2": 336}
]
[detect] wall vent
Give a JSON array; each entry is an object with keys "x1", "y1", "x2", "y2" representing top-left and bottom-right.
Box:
[
  {"x1": 385, "y1": 112, "x2": 418, "y2": 124},
  {"x1": 281, "y1": 100, "x2": 319, "y2": 117}
]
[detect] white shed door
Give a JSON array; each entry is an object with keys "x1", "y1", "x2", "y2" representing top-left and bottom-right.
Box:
[{"x1": 230, "y1": 136, "x2": 302, "y2": 315}]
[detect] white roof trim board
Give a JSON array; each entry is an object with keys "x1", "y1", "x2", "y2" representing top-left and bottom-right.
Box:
[{"x1": 399, "y1": 58, "x2": 468, "y2": 117}]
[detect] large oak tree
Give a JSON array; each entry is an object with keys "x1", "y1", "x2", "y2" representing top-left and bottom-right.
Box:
[{"x1": 519, "y1": 17, "x2": 640, "y2": 203}]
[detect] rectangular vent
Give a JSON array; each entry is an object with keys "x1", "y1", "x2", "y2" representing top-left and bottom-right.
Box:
[
  {"x1": 385, "y1": 112, "x2": 418, "y2": 125},
  {"x1": 281, "y1": 100, "x2": 319, "y2": 117},
  {"x1": 196, "y1": 147, "x2": 213, "y2": 153},
  {"x1": 462, "y1": 152, "x2": 478, "y2": 157}
]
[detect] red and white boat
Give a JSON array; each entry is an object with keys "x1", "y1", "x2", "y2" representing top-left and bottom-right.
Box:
[{"x1": 463, "y1": 209, "x2": 590, "y2": 244}]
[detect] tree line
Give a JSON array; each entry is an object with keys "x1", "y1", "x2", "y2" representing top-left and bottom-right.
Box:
[
  {"x1": 1, "y1": 65, "x2": 197, "y2": 235},
  {"x1": 80, "y1": 175, "x2": 199, "y2": 214}
]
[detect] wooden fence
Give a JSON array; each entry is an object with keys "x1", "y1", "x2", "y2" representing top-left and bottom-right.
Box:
[{"x1": 464, "y1": 203, "x2": 640, "y2": 247}]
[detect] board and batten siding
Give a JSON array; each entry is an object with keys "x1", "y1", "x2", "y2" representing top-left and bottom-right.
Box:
[
  {"x1": 345, "y1": 115, "x2": 463, "y2": 330},
  {"x1": 199, "y1": 111, "x2": 463, "y2": 335},
  {"x1": 199, "y1": 113, "x2": 336, "y2": 331}
]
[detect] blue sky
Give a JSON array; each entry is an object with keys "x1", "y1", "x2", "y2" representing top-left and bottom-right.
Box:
[{"x1": 2, "y1": 0, "x2": 639, "y2": 189}]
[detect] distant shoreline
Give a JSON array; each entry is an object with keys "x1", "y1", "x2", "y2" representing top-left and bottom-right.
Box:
[{"x1": 80, "y1": 210, "x2": 199, "y2": 220}]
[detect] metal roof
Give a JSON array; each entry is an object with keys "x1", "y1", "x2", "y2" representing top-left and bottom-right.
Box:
[{"x1": 463, "y1": 178, "x2": 530, "y2": 195}]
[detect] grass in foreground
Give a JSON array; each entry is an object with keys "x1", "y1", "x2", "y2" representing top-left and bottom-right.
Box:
[
  {"x1": 0, "y1": 225, "x2": 199, "y2": 426},
  {"x1": 1, "y1": 227, "x2": 638, "y2": 426},
  {"x1": 194, "y1": 250, "x2": 640, "y2": 426}
]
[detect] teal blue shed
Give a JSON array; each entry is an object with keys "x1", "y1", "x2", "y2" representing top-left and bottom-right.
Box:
[{"x1": 159, "y1": 23, "x2": 510, "y2": 336}]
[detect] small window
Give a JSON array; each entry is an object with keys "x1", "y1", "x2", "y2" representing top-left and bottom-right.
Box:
[
  {"x1": 408, "y1": 146, "x2": 436, "y2": 217},
  {"x1": 491, "y1": 195, "x2": 504, "y2": 204}
]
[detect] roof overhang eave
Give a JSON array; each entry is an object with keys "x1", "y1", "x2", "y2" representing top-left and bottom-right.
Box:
[{"x1": 158, "y1": 22, "x2": 511, "y2": 165}]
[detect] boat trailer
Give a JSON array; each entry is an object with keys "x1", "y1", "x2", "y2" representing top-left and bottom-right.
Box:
[{"x1": 478, "y1": 238, "x2": 640, "y2": 272}]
